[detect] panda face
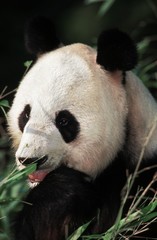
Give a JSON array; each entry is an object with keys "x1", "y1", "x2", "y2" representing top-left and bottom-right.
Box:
[{"x1": 8, "y1": 43, "x2": 128, "y2": 185}]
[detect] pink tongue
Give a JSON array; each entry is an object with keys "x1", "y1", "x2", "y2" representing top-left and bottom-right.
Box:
[{"x1": 28, "y1": 170, "x2": 49, "y2": 182}]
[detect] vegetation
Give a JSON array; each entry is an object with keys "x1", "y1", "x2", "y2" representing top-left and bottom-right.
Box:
[{"x1": 0, "y1": 0, "x2": 157, "y2": 239}]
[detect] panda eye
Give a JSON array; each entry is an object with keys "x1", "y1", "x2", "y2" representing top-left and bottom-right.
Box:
[
  {"x1": 18, "y1": 104, "x2": 31, "y2": 132},
  {"x1": 55, "y1": 110, "x2": 80, "y2": 143},
  {"x1": 59, "y1": 118, "x2": 69, "y2": 127}
]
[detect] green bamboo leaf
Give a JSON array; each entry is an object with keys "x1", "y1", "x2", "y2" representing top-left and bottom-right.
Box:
[
  {"x1": 141, "y1": 61, "x2": 157, "y2": 75},
  {"x1": 141, "y1": 200, "x2": 157, "y2": 214},
  {"x1": 141, "y1": 211, "x2": 157, "y2": 222},
  {"x1": 67, "y1": 220, "x2": 92, "y2": 240},
  {"x1": 0, "y1": 164, "x2": 37, "y2": 189},
  {"x1": 102, "y1": 211, "x2": 140, "y2": 239},
  {"x1": 98, "y1": 0, "x2": 115, "y2": 16},
  {"x1": 5, "y1": 164, "x2": 37, "y2": 183},
  {"x1": 0, "y1": 100, "x2": 10, "y2": 108},
  {"x1": 137, "y1": 38, "x2": 150, "y2": 52},
  {"x1": 24, "y1": 60, "x2": 33, "y2": 68},
  {"x1": 85, "y1": 0, "x2": 102, "y2": 4}
]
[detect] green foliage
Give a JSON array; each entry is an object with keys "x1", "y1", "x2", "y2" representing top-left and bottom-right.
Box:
[
  {"x1": 0, "y1": 88, "x2": 37, "y2": 240},
  {"x1": 23, "y1": 60, "x2": 33, "y2": 77},
  {"x1": 67, "y1": 179, "x2": 157, "y2": 240},
  {"x1": 0, "y1": 100, "x2": 10, "y2": 108},
  {"x1": 0, "y1": 98, "x2": 10, "y2": 119},
  {"x1": 0, "y1": 1, "x2": 157, "y2": 239},
  {"x1": 67, "y1": 220, "x2": 92, "y2": 240},
  {"x1": 24, "y1": 60, "x2": 33, "y2": 69},
  {"x1": 86, "y1": 0, "x2": 157, "y2": 92},
  {"x1": 85, "y1": 0, "x2": 116, "y2": 16},
  {"x1": 0, "y1": 164, "x2": 37, "y2": 240},
  {"x1": 135, "y1": 36, "x2": 157, "y2": 90}
]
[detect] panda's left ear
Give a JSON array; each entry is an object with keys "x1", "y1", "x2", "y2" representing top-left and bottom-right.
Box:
[
  {"x1": 96, "y1": 29, "x2": 138, "y2": 71},
  {"x1": 24, "y1": 16, "x2": 61, "y2": 56}
]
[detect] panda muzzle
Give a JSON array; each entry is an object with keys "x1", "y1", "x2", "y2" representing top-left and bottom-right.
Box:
[{"x1": 18, "y1": 155, "x2": 48, "y2": 167}]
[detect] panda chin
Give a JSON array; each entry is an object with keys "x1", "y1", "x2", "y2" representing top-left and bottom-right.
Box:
[
  {"x1": 28, "y1": 181, "x2": 39, "y2": 188},
  {"x1": 28, "y1": 169, "x2": 50, "y2": 188}
]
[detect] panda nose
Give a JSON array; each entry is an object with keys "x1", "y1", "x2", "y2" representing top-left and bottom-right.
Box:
[{"x1": 18, "y1": 156, "x2": 48, "y2": 167}]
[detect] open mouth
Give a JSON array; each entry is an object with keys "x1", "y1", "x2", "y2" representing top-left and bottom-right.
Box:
[
  {"x1": 28, "y1": 169, "x2": 50, "y2": 183},
  {"x1": 26, "y1": 156, "x2": 49, "y2": 183}
]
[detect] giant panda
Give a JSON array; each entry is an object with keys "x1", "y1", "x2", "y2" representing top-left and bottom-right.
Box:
[{"x1": 8, "y1": 16, "x2": 157, "y2": 240}]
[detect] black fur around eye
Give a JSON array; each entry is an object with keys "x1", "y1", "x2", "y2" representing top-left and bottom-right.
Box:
[
  {"x1": 18, "y1": 104, "x2": 31, "y2": 132},
  {"x1": 58, "y1": 117, "x2": 69, "y2": 127},
  {"x1": 55, "y1": 110, "x2": 80, "y2": 143}
]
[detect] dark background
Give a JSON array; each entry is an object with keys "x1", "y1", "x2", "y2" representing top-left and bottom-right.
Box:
[{"x1": 0, "y1": 0, "x2": 157, "y2": 102}]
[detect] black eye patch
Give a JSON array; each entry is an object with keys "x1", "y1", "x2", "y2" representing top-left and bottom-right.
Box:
[
  {"x1": 18, "y1": 104, "x2": 31, "y2": 132},
  {"x1": 55, "y1": 110, "x2": 80, "y2": 143}
]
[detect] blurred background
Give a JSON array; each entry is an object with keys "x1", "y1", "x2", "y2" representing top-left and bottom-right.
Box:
[{"x1": 1, "y1": 0, "x2": 157, "y2": 98}]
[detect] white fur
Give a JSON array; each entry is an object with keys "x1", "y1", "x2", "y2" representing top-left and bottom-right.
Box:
[
  {"x1": 8, "y1": 43, "x2": 127, "y2": 178},
  {"x1": 125, "y1": 72, "x2": 157, "y2": 162}
]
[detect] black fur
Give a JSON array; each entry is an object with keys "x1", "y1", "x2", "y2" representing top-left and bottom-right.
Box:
[
  {"x1": 13, "y1": 20, "x2": 156, "y2": 239},
  {"x1": 13, "y1": 154, "x2": 127, "y2": 240},
  {"x1": 55, "y1": 110, "x2": 80, "y2": 143},
  {"x1": 96, "y1": 29, "x2": 138, "y2": 71},
  {"x1": 18, "y1": 104, "x2": 31, "y2": 132},
  {"x1": 24, "y1": 16, "x2": 61, "y2": 56},
  {"x1": 13, "y1": 153, "x2": 157, "y2": 239}
]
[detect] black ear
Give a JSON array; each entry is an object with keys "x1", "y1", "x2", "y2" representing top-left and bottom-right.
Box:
[
  {"x1": 24, "y1": 16, "x2": 61, "y2": 56},
  {"x1": 96, "y1": 29, "x2": 138, "y2": 71}
]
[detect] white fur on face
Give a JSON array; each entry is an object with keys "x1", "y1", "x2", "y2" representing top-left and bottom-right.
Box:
[{"x1": 8, "y1": 43, "x2": 128, "y2": 178}]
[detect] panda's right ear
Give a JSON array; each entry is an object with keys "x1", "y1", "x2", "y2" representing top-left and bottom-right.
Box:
[{"x1": 24, "y1": 16, "x2": 61, "y2": 57}]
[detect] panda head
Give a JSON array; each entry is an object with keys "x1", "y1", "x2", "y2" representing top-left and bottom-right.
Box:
[{"x1": 8, "y1": 16, "x2": 137, "y2": 186}]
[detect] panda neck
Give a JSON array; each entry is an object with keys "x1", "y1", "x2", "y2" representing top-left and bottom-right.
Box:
[{"x1": 125, "y1": 72, "x2": 157, "y2": 165}]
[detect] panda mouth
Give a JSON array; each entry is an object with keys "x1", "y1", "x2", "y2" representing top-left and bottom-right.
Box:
[{"x1": 28, "y1": 169, "x2": 50, "y2": 183}]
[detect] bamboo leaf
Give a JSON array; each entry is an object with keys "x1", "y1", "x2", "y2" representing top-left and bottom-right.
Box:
[
  {"x1": 141, "y1": 200, "x2": 157, "y2": 214},
  {"x1": 85, "y1": 0, "x2": 102, "y2": 4},
  {"x1": 98, "y1": 0, "x2": 115, "y2": 16},
  {"x1": 141, "y1": 211, "x2": 157, "y2": 222},
  {"x1": 24, "y1": 60, "x2": 33, "y2": 68},
  {"x1": 0, "y1": 100, "x2": 10, "y2": 108},
  {"x1": 67, "y1": 220, "x2": 92, "y2": 240},
  {"x1": 5, "y1": 164, "x2": 36, "y2": 183},
  {"x1": 0, "y1": 164, "x2": 37, "y2": 189}
]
